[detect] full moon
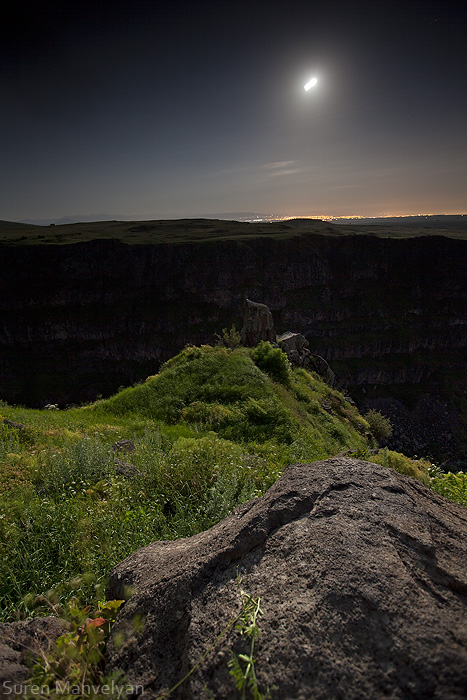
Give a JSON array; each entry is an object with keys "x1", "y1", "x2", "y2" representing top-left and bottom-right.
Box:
[{"x1": 304, "y1": 77, "x2": 318, "y2": 91}]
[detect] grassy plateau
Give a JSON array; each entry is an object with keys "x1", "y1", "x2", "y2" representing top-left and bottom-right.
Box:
[{"x1": 1, "y1": 216, "x2": 466, "y2": 247}]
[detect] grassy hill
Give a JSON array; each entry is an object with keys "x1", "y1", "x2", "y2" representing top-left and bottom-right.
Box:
[{"x1": 0, "y1": 343, "x2": 463, "y2": 622}]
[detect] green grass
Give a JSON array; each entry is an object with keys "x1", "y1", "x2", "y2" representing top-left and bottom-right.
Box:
[
  {"x1": 0, "y1": 343, "x2": 464, "y2": 623},
  {"x1": 428, "y1": 467, "x2": 467, "y2": 507}
]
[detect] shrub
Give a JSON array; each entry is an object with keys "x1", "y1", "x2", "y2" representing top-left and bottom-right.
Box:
[
  {"x1": 204, "y1": 468, "x2": 256, "y2": 527},
  {"x1": 167, "y1": 435, "x2": 245, "y2": 498},
  {"x1": 429, "y1": 469, "x2": 467, "y2": 507},
  {"x1": 215, "y1": 324, "x2": 242, "y2": 349},
  {"x1": 181, "y1": 401, "x2": 234, "y2": 428},
  {"x1": 100, "y1": 345, "x2": 269, "y2": 420},
  {"x1": 0, "y1": 344, "x2": 398, "y2": 621},
  {"x1": 364, "y1": 409, "x2": 393, "y2": 445},
  {"x1": 41, "y1": 435, "x2": 113, "y2": 498},
  {"x1": 251, "y1": 342, "x2": 291, "y2": 385},
  {"x1": 369, "y1": 448, "x2": 429, "y2": 480},
  {"x1": 219, "y1": 397, "x2": 295, "y2": 443}
]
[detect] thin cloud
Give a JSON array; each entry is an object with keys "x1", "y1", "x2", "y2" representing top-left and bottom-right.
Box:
[
  {"x1": 264, "y1": 161, "x2": 296, "y2": 169},
  {"x1": 263, "y1": 161, "x2": 303, "y2": 177},
  {"x1": 268, "y1": 168, "x2": 303, "y2": 177}
]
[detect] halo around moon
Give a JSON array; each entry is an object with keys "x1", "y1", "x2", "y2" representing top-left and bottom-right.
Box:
[{"x1": 304, "y1": 77, "x2": 318, "y2": 91}]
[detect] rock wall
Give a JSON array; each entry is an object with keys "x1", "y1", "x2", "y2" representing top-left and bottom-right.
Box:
[{"x1": 1, "y1": 234, "x2": 466, "y2": 425}]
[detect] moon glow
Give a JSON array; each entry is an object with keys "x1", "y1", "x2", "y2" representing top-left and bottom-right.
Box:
[{"x1": 304, "y1": 77, "x2": 318, "y2": 91}]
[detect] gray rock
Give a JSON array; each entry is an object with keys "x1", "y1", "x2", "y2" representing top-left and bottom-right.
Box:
[
  {"x1": 309, "y1": 353, "x2": 335, "y2": 385},
  {"x1": 277, "y1": 333, "x2": 335, "y2": 385},
  {"x1": 111, "y1": 439, "x2": 136, "y2": 454},
  {"x1": 114, "y1": 457, "x2": 140, "y2": 478},
  {"x1": 0, "y1": 617, "x2": 66, "y2": 696},
  {"x1": 277, "y1": 331, "x2": 309, "y2": 355},
  {"x1": 240, "y1": 299, "x2": 276, "y2": 347},
  {"x1": 106, "y1": 458, "x2": 467, "y2": 699}
]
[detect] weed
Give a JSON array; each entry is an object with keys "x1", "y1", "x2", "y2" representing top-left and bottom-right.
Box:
[
  {"x1": 361, "y1": 447, "x2": 430, "y2": 480},
  {"x1": 364, "y1": 409, "x2": 393, "y2": 445},
  {"x1": 40, "y1": 434, "x2": 113, "y2": 498},
  {"x1": 152, "y1": 571, "x2": 270, "y2": 699},
  {"x1": 228, "y1": 571, "x2": 270, "y2": 700},
  {"x1": 153, "y1": 614, "x2": 237, "y2": 700},
  {"x1": 429, "y1": 468, "x2": 467, "y2": 506},
  {"x1": 215, "y1": 324, "x2": 242, "y2": 349},
  {"x1": 27, "y1": 600, "x2": 125, "y2": 698}
]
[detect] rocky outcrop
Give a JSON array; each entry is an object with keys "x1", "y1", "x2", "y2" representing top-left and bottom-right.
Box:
[
  {"x1": 106, "y1": 457, "x2": 467, "y2": 699},
  {"x1": 276, "y1": 330, "x2": 309, "y2": 357},
  {"x1": 240, "y1": 300, "x2": 336, "y2": 385},
  {"x1": 240, "y1": 298, "x2": 276, "y2": 346},
  {"x1": 277, "y1": 331, "x2": 335, "y2": 384}
]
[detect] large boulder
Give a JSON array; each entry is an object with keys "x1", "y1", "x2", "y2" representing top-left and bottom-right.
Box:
[
  {"x1": 106, "y1": 458, "x2": 467, "y2": 699},
  {"x1": 277, "y1": 331, "x2": 310, "y2": 355},
  {"x1": 240, "y1": 299, "x2": 276, "y2": 346}
]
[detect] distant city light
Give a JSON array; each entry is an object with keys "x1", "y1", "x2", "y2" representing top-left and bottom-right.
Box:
[{"x1": 240, "y1": 212, "x2": 453, "y2": 223}]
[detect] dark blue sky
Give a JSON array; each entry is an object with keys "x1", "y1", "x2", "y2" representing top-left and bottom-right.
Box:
[{"x1": 1, "y1": 0, "x2": 466, "y2": 221}]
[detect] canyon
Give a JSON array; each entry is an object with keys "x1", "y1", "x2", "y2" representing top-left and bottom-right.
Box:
[{"x1": 1, "y1": 219, "x2": 466, "y2": 462}]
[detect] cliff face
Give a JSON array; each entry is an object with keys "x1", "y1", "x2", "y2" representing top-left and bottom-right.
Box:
[{"x1": 1, "y1": 233, "x2": 466, "y2": 456}]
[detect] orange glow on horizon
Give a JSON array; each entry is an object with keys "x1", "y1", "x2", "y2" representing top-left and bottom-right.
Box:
[{"x1": 274, "y1": 212, "x2": 467, "y2": 221}]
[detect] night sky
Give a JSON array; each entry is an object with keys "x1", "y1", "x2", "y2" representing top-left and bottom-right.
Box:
[{"x1": 1, "y1": 0, "x2": 466, "y2": 221}]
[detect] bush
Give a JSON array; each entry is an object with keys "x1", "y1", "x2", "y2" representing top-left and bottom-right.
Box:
[
  {"x1": 181, "y1": 401, "x2": 234, "y2": 428},
  {"x1": 215, "y1": 324, "x2": 242, "y2": 349},
  {"x1": 251, "y1": 342, "x2": 291, "y2": 385},
  {"x1": 369, "y1": 448, "x2": 429, "y2": 480},
  {"x1": 364, "y1": 409, "x2": 393, "y2": 445},
  {"x1": 100, "y1": 345, "x2": 269, "y2": 420},
  {"x1": 429, "y1": 469, "x2": 467, "y2": 507},
  {"x1": 27, "y1": 599, "x2": 125, "y2": 697},
  {"x1": 167, "y1": 435, "x2": 244, "y2": 498},
  {"x1": 0, "y1": 344, "x2": 398, "y2": 621},
  {"x1": 41, "y1": 435, "x2": 113, "y2": 498},
  {"x1": 219, "y1": 397, "x2": 295, "y2": 444}
]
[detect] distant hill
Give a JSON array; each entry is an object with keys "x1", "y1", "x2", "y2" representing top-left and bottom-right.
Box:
[
  {"x1": 14, "y1": 212, "x2": 467, "y2": 227},
  {"x1": 1, "y1": 216, "x2": 467, "y2": 246},
  {"x1": 0, "y1": 219, "x2": 40, "y2": 228},
  {"x1": 16, "y1": 212, "x2": 272, "y2": 226},
  {"x1": 18, "y1": 214, "x2": 133, "y2": 226},
  {"x1": 330, "y1": 214, "x2": 467, "y2": 228}
]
